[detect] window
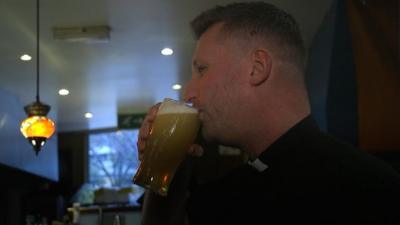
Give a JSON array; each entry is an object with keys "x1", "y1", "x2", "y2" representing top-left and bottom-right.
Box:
[
  {"x1": 89, "y1": 129, "x2": 139, "y2": 187},
  {"x1": 81, "y1": 129, "x2": 144, "y2": 205}
]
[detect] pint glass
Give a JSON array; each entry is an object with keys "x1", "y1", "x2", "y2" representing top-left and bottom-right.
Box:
[{"x1": 133, "y1": 99, "x2": 200, "y2": 196}]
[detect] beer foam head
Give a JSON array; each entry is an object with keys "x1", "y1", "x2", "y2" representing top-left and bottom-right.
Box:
[{"x1": 158, "y1": 99, "x2": 198, "y2": 115}]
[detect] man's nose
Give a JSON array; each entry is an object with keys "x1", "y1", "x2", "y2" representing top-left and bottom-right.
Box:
[{"x1": 183, "y1": 79, "x2": 197, "y2": 103}]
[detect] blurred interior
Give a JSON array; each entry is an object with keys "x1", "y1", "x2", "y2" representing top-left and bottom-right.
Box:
[{"x1": 0, "y1": 0, "x2": 398, "y2": 224}]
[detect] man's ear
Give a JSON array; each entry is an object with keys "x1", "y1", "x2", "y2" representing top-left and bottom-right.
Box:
[{"x1": 249, "y1": 49, "x2": 272, "y2": 86}]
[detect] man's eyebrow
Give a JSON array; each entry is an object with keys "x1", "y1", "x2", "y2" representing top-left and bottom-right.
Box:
[{"x1": 193, "y1": 60, "x2": 207, "y2": 68}]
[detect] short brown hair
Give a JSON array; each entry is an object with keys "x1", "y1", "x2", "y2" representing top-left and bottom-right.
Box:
[{"x1": 190, "y1": 2, "x2": 306, "y2": 70}]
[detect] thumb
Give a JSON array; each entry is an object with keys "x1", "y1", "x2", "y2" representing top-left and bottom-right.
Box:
[{"x1": 188, "y1": 144, "x2": 204, "y2": 157}]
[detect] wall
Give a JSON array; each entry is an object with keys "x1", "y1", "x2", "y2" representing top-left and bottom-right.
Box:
[
  {"x1": 306, "y1": 0, "x2": 400, "y2": 155},
  {"x1": 306, "y1": 0, "x2": 358, "y2": 146},
  {"x1": 347, "y1": 0, "x2": 400, "y2": 152},
  {"x1": 58, "y1": 131, "x2": 88, "y2": 195},
  {"x1": 0, "y1": 89, "x2": 59, "y2": 180},
  {"x1": 0, "y1": 163, "x2": 62, "y2": 224},
  {"x1": 305, "y1": 0, "x2": 337, "y2": 132},
  {"x1": 0, "y1": 89, "x2": 61, "y2": 224}
]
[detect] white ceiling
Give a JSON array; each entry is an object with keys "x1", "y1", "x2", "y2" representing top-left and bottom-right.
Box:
[{"x1": 0, "y1": 0, "x2": 333, "y2": 132}]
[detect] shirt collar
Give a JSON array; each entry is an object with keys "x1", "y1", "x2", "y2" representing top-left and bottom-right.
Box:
[
  {"x1": 248, "y1": 115, "x2": 319, "y2": 172},
  {"x1": 248, "y1": 158, "x2": 269, "y2": 172}
]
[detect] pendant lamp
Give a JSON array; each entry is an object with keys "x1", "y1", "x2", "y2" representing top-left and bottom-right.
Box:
[{"x1": 20, "y1": 0, "x2": 55, "y2": 155}]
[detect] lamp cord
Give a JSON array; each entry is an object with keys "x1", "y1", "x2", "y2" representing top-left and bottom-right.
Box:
[{"x1": 36, "y1": 0, "x2": 40, "y2": 102}]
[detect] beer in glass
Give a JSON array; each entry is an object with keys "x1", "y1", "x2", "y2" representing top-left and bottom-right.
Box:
[{"x1": 133, "y1": 99, "x2": 200, "y2": 196}]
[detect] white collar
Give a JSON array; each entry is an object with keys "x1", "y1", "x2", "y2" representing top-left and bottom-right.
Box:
[{"x1": 248, "y1": 158, "x2": 269, "y2": 172}]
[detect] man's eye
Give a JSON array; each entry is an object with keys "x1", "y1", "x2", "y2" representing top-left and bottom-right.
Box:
[{"x1": 197, "y1": 66, "x2": 208, "y2": 75}]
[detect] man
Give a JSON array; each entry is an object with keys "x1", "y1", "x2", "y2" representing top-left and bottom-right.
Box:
[{"x1": 138, "y1": 2, "x2": 400, "y2": 225}]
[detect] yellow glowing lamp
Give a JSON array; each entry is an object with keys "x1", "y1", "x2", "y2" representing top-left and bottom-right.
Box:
[
  {"x1": 20, "y1": 101, "x2": 55, "y2": 155},
  {"x1": 22, "y1": 0, "x2": 56, "y2": 155},
  {"x1": 20, "y1": 116, "x2": 55, "y2": 138}
]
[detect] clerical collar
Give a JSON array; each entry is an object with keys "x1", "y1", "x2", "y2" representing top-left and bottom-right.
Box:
[
  {"x1": 247, "y1": 115, "x2": 318, "y2": 172},
  {"x1": 248, "y1": 158, "x2": 269, "y2": 172}
]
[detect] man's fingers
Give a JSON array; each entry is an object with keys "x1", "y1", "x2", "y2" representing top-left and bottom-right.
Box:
[
  {"x1": 147, "y1": 103, "x2": 161, "y2": 121},
  {"x1": 137, "y1": 102, "x2": 162, "y2": 161},
  {"x1": 188, "y1": 144, "x2": 204, "y2": 157},
  {"x1": 139, "y1": 122, "x2": 151, "y2": 140},
  {"x1": 138, "y1": 103, "x2": 161, "y2": 139},
  {"x1": 137, "y1": 139, "x2": 146, "y2": 152}
]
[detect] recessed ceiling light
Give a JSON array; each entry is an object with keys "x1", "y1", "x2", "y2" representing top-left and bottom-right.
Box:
[
  {"x1": 20, "y1": 54, "x2": 32, "y2": 61},
  {"x1": 161, "y1": 48, "x2": 173, "y2": 56},
  {"x1": 172, "y1": 84, "x2": 182, "y2": 90},
  {"x1": 85, "y1": 112, "x2": 93, "y2": 119},
  {"x1": 58, "y1": 88, "x2": 69, "y2": 96}
]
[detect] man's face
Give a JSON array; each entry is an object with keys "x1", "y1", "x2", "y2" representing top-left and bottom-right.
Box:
[{"x1": 184, "y1": 24, "x2": 250, "y2": 144}]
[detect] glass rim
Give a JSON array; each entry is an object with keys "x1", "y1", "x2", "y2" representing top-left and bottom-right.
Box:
[{"x1": 162, "y1": 98, "x2": 194, "y2": 108}]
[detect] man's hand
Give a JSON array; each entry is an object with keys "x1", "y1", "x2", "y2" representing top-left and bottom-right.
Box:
[
  {"x1": 138, "y1": 102, "x2": 203, "y2": 225},
  {"x1": 137, "y1": 103, "x2": 203, "y2": 161},
  {"x1": 137, "y1": 103, "x2": 161, "y2": 161}
]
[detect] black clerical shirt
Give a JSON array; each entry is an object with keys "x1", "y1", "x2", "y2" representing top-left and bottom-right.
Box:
[{"x1": 188, "y1": 115, "x2": 400, "y2": 225}]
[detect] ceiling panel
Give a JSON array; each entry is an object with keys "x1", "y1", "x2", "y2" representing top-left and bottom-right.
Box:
[{"x1": 0, "y1": 0, "x2": 333, "y2": 131}]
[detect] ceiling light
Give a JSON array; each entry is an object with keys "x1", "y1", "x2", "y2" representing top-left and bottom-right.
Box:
[
  {"x1": 161, "y1": 48, "x2": 173, "y2": 56},
  {"x1": 172, "y1": 84, "x2": 182, "y2": 90},
  {"x1": 20, "y1": 0, "x2": 55, "y2": 156},
  {"x1": 20, "y1": 54, "x2": 32, "y2": 61},
  {"x1": 58, "y1": 88, "x2": 69, "y2": 96},
  {"x1": 52, "y1": 26, "x2": 110, "y2": 43},
  {"x1": 85, "y1": 112, "x2": 93, "y2": 119}
]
